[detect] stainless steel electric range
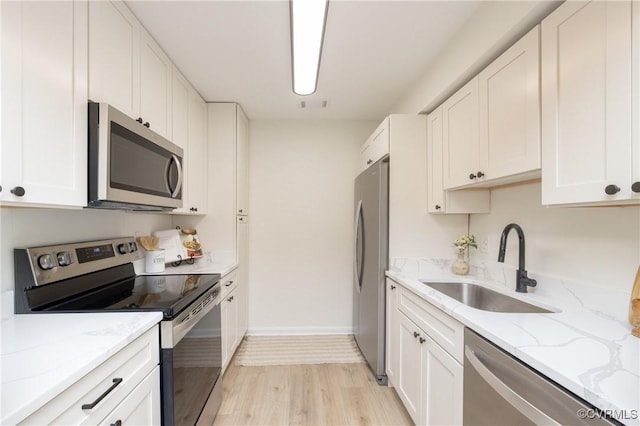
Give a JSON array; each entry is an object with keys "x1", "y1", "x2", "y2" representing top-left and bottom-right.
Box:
[{"x1": 14, "y1": 237, "x2": 222, "y2": 426}]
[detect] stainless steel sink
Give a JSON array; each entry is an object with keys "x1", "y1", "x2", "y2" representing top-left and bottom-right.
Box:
[{"x1": 420, "y1": 281, "x2": 554, "y2": 314}]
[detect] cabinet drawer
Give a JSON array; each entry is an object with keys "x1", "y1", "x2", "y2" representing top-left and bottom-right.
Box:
[
  {"x1": 98, "y1": 366, "x2": 160, "y2": 426},
  {"x1": 220, "y1": 269, "x2": 238, "y2": 299},
  {"x1": 21, "y1": 326, "x2": 159, "y2": 425},
  {"x1": 398, "y1": 287, "x2": 464, "y2": 363}
]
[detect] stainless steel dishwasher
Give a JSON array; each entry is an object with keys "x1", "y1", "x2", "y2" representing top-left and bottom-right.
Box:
[{"x1": 463, "y1": 328, "x2": 618, "y2": 425}]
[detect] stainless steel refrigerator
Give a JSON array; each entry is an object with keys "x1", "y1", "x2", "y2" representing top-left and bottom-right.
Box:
[{"x1": 353, "y1": 155, "x2": 389, "y2": 385}]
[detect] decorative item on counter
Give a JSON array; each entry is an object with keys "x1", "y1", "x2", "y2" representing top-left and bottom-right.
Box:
[
  {"x1": 179, "y1": 227, "x2": 204, "y2": 259},
  {"x1": 451, "y1": 235, "x2": 477, "y2": 276},
  {"x1": 629, "y1": 266, "x2": 640, "y2": 338},
  {"x1": 137, "y1": 235, "x2": 165, "y2": 273}
]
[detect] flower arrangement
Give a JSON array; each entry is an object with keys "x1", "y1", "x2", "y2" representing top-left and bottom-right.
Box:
[{"x1": 453, "y1": 235, "x2": 477, "y2": 253}]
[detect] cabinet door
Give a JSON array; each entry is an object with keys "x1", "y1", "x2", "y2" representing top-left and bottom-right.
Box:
[
  {"x1": 88, "y1": 0, "x2": 140, "y2": 117},
  {"x1": 422, "y1": 339, "x2": 463, "y2": 426},
  {"x1": 479, "y1": 25, "x2": 540, "y2": 180},
  {"x1": 187, "y1": 88, "x2": 208, "y2": 214},
  {"x1": 541, "y1": 1, "x2": 632, "y2": 205},
  {"x1": 427, "y1": 107, "x2": 490, "y2": 214},
  {"x1": 442, "y1": 78, "x2": 480, "y2": 189},
  {"x1": 99, "y1": 367, "x2": 161, "y2": 426},
  {"x1": 236, "y1": 105, "x2": 250, "y2": 216},
  {"x1": 236, "y1": 216, "x2": 249, "y2": 338},
  {"x1": 385, "y1": 279, "x2": 399, "y2": 386},
  {"x1": 1, "y1": 0, "x2": 87, "y2": 207},
  {"x1": 171, "y1": 66, "x2": 189, "y2": 151},
  {"x1": 221, "y1": 287, "x2": 239, "y2": 369},
  {"x1": 139, "y1": 31, "x2": 172, "y2": 139},
  {"x1": 396, "y1": 313, "x2": 422, "y2": 424}
]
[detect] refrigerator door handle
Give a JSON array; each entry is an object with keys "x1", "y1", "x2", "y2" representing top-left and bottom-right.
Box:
[{"x1": 354, "y1": 200, "x2": 364, "y2": 293}]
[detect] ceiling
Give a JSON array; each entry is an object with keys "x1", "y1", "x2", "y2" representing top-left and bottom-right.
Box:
[{"x1": 126, "y1": 1, "x2": 481, "y2": 121}]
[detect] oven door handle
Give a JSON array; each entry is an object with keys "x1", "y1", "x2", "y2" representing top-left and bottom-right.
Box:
[
  {"x1": 161, "y1": 289, "x2": 220, "y2": 349},
  {"x1": 465, "y1": 347, "x2": 560, "y2": 425}
]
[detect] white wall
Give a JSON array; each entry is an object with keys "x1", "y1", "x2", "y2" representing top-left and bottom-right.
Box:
[
  {"x1": 0, "y1": 208, "x2": 172, "y2": 293},
  {"x1": 469, "y1": 183, "x2": 640, "y2": 293},
  {"x1": 248, "y1": 119, "x2": 376, "y2": 334}
]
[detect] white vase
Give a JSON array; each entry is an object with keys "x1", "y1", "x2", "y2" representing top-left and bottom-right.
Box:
[{"x1": 451, "y1": 250, "x2": 469, "y2": 275}]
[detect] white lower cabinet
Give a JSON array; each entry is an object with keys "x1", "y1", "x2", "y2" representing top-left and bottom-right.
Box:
[
  {"x1": 98, "y1": 366, "x2": 160, "y2": 426},
  {"x1": 221, "y1": 270, "x2": 244, "y2": 371},
  {"x1": 20, "y1": 326, "x2": 160, "y2": 425},
  {"x1": 387, "y1": 279, "x2": 463, "y2": 426}
]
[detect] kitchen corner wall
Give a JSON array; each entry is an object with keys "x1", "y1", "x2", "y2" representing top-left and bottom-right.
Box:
[
  {"x1": 248, "y1": 119, "x2": 377, "y2": 335},
  {"x1": 0, "y1": 208, "x2": 172, "y2": 294}
]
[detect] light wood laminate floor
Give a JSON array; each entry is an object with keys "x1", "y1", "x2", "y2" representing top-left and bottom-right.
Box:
[{"x1": 198, "y1": 360, "x2": 413, "y2": 426}]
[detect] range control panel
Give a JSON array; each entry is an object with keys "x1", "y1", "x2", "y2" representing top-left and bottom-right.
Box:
[{"x1": 20, "y1": 237, "x2": 144, "y2": 286}]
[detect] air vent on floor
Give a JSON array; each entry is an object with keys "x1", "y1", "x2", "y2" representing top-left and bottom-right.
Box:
[{"x1": 298, "y1": 100, "x2": 329, "y2": 109}]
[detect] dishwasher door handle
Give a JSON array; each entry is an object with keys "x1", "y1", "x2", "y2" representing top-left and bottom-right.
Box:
[{"x1": 465, "y1": 347, "x2": 560, "y2": 426}]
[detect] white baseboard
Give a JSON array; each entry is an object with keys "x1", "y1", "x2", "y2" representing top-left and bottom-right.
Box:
[{"x1": 247, "y1": 326, "x2": 354, "y2": 336}]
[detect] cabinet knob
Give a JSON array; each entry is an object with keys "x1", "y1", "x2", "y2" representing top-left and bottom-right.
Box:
[
  {"x1": 143, "y1": 122, "x2": 150, "y2": 128},
  {"x1": 111, "y1": 421, "x2": 122, "y2": 426},
  {"x1": 390, "y1": 285, "x2": 396, "y2": 290},
  {"x1": 632, "y1": 182, "x2": 640, "y2": 193},
  {"x1": 419, "y1": 337, "x2": 426, "y2": 344},
  {"x1": 413, "y1": 331, "x2": 420, "y2": 338},
  {"x1": 136, "y1": 117, "x2": 143, "y2": 124},
  {"x1": 604, "y1": 184, "x2": 620, "y2": 195},
  {"x1": 238, "y1": 209, "x2": 243, "y2": 213},
  {"x1": 0, "y1": 185, "x2": 2, "y2": 192},
  {"x1": 477, "y1": 171, "x2": 485, "y2": 178},
  {"x1": 367, "y1": 159, "x2": 373, "y2": 165},
  {"x1": 469, "y1": 173, "x2": 477, "y2": 180},
  {"x1": 10, "y1": 186, "x2": 25, "y2": 197},
  {"x1": 194, "y1": 207, "x2": 198, "y2": 212},
  {"x1": 435, "y1": 204, "x2": 441, "y2": 210}
]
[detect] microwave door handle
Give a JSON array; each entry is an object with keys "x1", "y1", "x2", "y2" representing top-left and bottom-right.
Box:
[{"x1": 168, "y1": 154, "x2": 183, "y2": 198}]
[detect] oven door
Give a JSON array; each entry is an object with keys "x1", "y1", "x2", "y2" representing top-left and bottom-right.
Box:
[{"x1": 161, "y1": 286, "x2": 222, "y2": 426}]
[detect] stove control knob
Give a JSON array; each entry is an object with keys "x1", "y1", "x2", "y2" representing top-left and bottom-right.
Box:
[
  {"x1": 57, "y1": 251, "x2": 72, "y2": 266},
  {"x1": 117, "y1": 243, "x2": 130, "y2": 254},
  {"x1": 38, "y1": 254, "x2": 56, "y2": 270},
  {"x1": 129, "y1": 242, "x2": 138, "y2": 252}
]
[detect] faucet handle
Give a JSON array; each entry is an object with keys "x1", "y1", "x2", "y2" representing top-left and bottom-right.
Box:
[
  {"x1": 522, "y1": 276, "x2": 537, "y2": 288},
  {"x1": 516, "y1": 270, "x2": 537, "y2": 293}
]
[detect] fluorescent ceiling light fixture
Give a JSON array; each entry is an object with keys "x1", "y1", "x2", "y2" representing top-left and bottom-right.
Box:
[{"x1": 290, "y1": 0, "x2": 329, "y2": 95}]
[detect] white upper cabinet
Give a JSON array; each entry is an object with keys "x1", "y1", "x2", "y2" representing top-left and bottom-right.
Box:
[
  {"x1": 541, "y1": 0, "x2": 637, "y2": 206},
  {"x1": 427, "y1": 107, "x2": 490, "y2": 214},
  {"x1": 236, "y1": 106, "x2": 250, "y2": 216},
  {"x1": 443, "y1": 25, "x2": 541, "y2": 190},
  {"x1": 360, "y1": 118, "x2": 390, "y2": 172},
  {"x1": 89, "y1": 0, "x2": 172, "y2": 139},
  {"x1": 442, "y1": 78, "x2": 480, "y2": 189},
  {"x1": 139, "y1": 30, "x2": 172, "y2": 139},
  {"x1": 88, "y1": 0, "x2": 140, "y2": 118},
  {"x1": 1, "y1": 0, "x2": 88, "y2": 208},
  {"x1": 171, "y1": 67, "x2": 207, "y2": 215},
  {"x1": 478, "y1": 25, "x2": 540, "y2": 182}
]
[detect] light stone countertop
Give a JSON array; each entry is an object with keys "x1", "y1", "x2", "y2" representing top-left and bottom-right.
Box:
[
  {"x1": 0, "y1": 312, "x2": 162, "y2": 425},
  {"x1": 388, "y1": 258, "x2": 640, "y2": 425}
]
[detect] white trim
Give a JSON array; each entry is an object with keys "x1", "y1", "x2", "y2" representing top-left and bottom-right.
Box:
[{"x1": 247, "y1": 326, "x2": 354, "y2": 336}]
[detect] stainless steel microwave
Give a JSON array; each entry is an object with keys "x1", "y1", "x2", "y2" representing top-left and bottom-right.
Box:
[{"x1": 88, "y1": 102, "x2": 183, "y2": 211}]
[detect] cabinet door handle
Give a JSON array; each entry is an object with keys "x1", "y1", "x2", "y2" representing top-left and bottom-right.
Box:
[
  {"x1": 111, "y1": 420, "x2": 122, "y2": 426},
  {"x1": 413, "y1": 331, "x2": 420, "y2": 338},
  {"x1": 144, "y1": 122, "x2": 150, "y2": 128},
  {"x1": 82, "y1": 378, "x2": 123, "y2": 410},
  {"x1": 227, "y1": 296, "x2": 234, "y2": 302},
  {"x1": 632, "y1": 182, "x2": 640, "y2": 193},
  {"x1": 469, "y1": 173, "x2": 477, "y2": 180},
  {"x1": 604, "y1": 184, "x2": 620, "y2": 195},
  {"x1": 434, "y1": 204, "x2": 441, "y2": 210},
  {"x1": 10, "y1": 186, "x2": 26, "y2": 197},
  {"x1": 419, "y1": 337, "x2": 426, "y2": 344},
  {"x1": 225, "y1": 280, "x2": 234, "y2": 287},
  {"x1": 367, "y1": 159, "x2": 373, "y2": 165},
  {"x1": 477, "y1": 171, "x2": 485, "y2": 178},
  {"x1": 136, "y1": 117, "x2": 143, "y2": 124},
  {"x1": 390, "y1": 285, "x2": 396, "y2": 290}
]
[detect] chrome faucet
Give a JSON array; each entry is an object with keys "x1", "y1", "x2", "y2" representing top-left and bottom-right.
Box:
[{"x1": 497, "y1": 223, "x2": 537, "y2": 293}]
